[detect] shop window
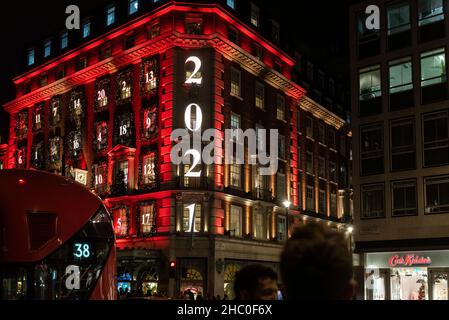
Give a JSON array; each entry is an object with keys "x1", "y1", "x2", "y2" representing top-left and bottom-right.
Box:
[
  {"x1": 361, "y1": 123, "x2": 384, "y2": 176},
  {"x1": 230, "y1": 205, "x2": 242, "y2": 237},
  {"x1": 423, "y1": 111, "x2": 449, "y2": 167},
  {"x1": 425, "y1": 176, "x2": 449, "y2": 214},
  {"x1": 183, "y1": 203, "x2": 201, "y2": 233},
  {"x1": 392, "y1": 180, "x2": 417, "y2": 217},
  {"x1": 361, "y1": 183, "x2": 385, "y2": 219},
  {"x1": 391, "y1": 118, "x2": 415, "y2": 171}
]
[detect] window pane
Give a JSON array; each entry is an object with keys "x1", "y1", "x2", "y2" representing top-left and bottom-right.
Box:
[
  {"x1": 388, "y1": 3, "x2": 411, "y2": 34},
  {"x1": 425, "y1": 177, "x2": 449, "y2": 214},
  {"x1": 421, "y1": 49, "x2": 446, "y2": 87},
  {"x1": 389, "y1": 59, "x2": 412, "y2": 93},
  {"x1": 359, "y1": 66, "x2": 381, "y2": 100},
  {"x1": 419, "y1": 0, "x2": 444, "y2": 26}
]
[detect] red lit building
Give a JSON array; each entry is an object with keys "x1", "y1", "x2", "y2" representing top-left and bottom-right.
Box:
[{"x1": 2, "y1": 0, "x2": 352, "y2": 297}]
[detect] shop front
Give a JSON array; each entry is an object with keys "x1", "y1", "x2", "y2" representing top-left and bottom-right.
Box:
[{"x1": 364, "y1": 251, "x2": 449, "y2": 300}]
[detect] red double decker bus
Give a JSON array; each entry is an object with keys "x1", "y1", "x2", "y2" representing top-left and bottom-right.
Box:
[{"x1": 0, "y1": 170, "x2": 116, "y2": 300}]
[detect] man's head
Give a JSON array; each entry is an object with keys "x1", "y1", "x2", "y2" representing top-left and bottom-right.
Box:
[
  {"x1": 234, "y1": 264, "x2": 278, "y2": 300},
  {"x1": 280, "y1": 222, "x2": 354, "y2": 300}
]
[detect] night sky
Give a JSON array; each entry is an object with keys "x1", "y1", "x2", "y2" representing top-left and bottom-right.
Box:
[{"x1": 0, "y1": 0, "x2": 351, "y2": 141}]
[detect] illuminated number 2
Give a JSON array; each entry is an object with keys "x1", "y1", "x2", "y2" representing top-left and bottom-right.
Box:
[
  {"x1": 97, "y1": 89, "x2": 106, "y2": 101},
  {"x1": 184, "y1": 149, "x2": 201, "y2": 178},
  {"x1": 185, "y1": 56, "x2": 202, "y2": 85}
]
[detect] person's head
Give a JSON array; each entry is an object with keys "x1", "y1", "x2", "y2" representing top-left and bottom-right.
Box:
[
  {"x1": 280, "y1": 222, "x2": 355, "y2": 300},
  {"x1": 234, "y1": 264, "x2": 278, "y2": 300}
]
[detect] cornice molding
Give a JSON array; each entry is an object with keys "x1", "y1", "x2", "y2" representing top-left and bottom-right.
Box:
[
  {"x1": 299, "y1": 96, "x2": 349, "y2": 131},
  {"x1": 4, "y1": 32, "x2": 305, "y2": 113}
]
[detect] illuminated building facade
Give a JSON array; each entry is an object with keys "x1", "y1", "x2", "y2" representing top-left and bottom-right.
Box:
[{"x1": 3, "y1": 0, "x2": 352, "y2": 297}]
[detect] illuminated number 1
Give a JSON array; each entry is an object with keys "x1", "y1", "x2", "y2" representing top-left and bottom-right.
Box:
[
  {"x1": 95, "y1": 174, "x2": 103, "y2": 185},
  {"x1": 73, "y1": 139, "x2": 80, "y2": 149},
  {"x1": 35, "y1": 114, "x2": 41, "y2": 124},
  {"x1": 186, "y1": 204, "x2": 196, "y2": 233},
  {"x1": 119, "y1": 125, "x2": 128, "y2": 136}
]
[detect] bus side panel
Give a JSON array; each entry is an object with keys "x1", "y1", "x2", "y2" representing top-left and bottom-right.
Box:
[{"x1": 90, "y1": 247, "x2": 116, "y2": 300}]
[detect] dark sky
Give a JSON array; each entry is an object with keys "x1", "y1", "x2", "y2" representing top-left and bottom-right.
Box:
[{"x1": 0, "y1": 0, "x2": 351, "y2": 141}]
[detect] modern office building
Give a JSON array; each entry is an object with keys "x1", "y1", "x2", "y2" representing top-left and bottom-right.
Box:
[
  {"x1": 350, "y1": 0, "x2": 449, "y2": 300},
  {"x1": 2, "y1": 0, "x2": 352, "y2": 298}
]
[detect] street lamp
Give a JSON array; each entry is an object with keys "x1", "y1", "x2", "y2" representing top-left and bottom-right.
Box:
[{"x1": 283, "y1": 200, "x2": 291, "y2": 240}]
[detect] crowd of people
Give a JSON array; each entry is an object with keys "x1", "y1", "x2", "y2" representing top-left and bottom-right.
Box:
[{"x1": 120, "y1": 222, "x2": 355, "y2": 300}]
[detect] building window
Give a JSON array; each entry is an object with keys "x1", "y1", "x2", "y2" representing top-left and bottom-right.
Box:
[
  {"x1": 230, "y1": 67, "x2": 241, "y2": 97},
  {"x1": 82, "y1": 21, "x2": 91, "y2": 38},
  {"x1": 423, "y1": 111, "x2": 449, "y2": 167},
  {"x1": 95, "y1": 122, "x2": 108, "y2": 152},
  {"x1": 418, "y1": 0, "x2": 444, "y2": 26},
  {"x1": 255, "y1": 82, "x2": 265, "y2": 109},
  {"x1": 139, "y1": 203, "x2": 156, "y2": 235},
  {"x1": 100, "y1": 44, "x2": 112, "y2": 60},
  {"x1": 60, "y1": 31, "x2": 68, "y2": 49},
  {"x1": 250, "y1": 3, "x2": 260, "y2": 27},
  {"x1": 391, "y1": 118, "x2": 416, "y2": 171},
  {"x1": 230, "y1": 205, "x2": 242, "y2": 237},
  {"x1": 318, "y1": 123, "x2": 325, "y2": 143},
  {"x1": 227, "y1": 0, "x2": 235, "y2": 9},
  {"x1": 328, "y1": 129, "x2": 336, "y2": 149},
  {"x1": 253, "y1": 211, "x2": 264, "y2": 239},
  {"x1": 117, "y1": 160, "x2": 129, "y2": 186},
  {"x1": 39, "y1": 74, "x2": 48, "y2": 87},
  {"x1": 361, "y1": 123, "x2": 384, "y2": 176},
  {"x1": 77, "y1": 56, "x2": 88, "y2": 71},
  {"x1": 387, "y1": 3, "x2": 411, "y2": 35},
  {"x1": 277, "y1": 216, "x2": 286, "y2": 242},
  {"x1": 319, "y1": 190, "x2": 326, "y2": 214},
  {"x1": 318, "y1": 157, "x2": 326, "y2": 178},
  {"x1": 55, "y1": 66, "x2": 65, "y2": 80},
  {"x1": 425, "y1": 176, "x2": 449, "y2": 214},
  {"x1": 306, "y1": 151, "x2": 313, "y2": 174},
  {"x1": 306, "y1": 117, "x2": 313, "y2": 138},
  {"x1": 113, "y1": 208, "x2": 128, "y2": 237},
  {"x1": 230, "y1": 163, "x2": 241, "y2": 188},
  {"x1": 129, "y1": 0, "x2": 139, "y2": 15},
  {"x1": 148, "y1": 22, "x2": 160, "y2": 39},
  {"x1": 106, "y1": 5, "x2": 115, "y2": 26},
  {"x1": 276, "y1": 94, "x2": 285, "y2": 120},
  {"x1": 27, "y1": 48, "x2": 35, "y2": 66},
  {"x1": 359, "y1": 65, "x2": 381, "y2": 100},
  {"x1": 142, "y1": 153, "x2": 156, "y2": 186},
  {"x1": 231, "y1": 112, "x2": 241, "y2": 142},
  {"x1": 329, "y1": 161, "x2": 336, "y2": 182},
  {"x1": 124, "y1": 33, "x2": 136, "y2": 50},
  {"x1": 330, "y1": 192, "x2": 337, "y2": 217},
  {"x1": 253, "y1": 43, "x2": 262, "y2": 60},
  {"x1": 392, "y1": 180, "x2": 417, "y2": 217},
  {"x1": 256, "y1": 124, "x2": 265, "y2": 152},
  {"x1": 361, "y1": 184, "x2": 385, "y2": 219},
  {"x1": 340, "y1": 135, "x2": 346, "y2": 156},
  {"x1": 420, "y1": 48, "x2": 446, "y2": 87},
  {"x1": 183, "y1": 203, "x2": 201, "y2": 233},
  {"x1": 276, "y1": 173, "x2": 286, "y2": 200},
  {"x1": 272, "y1": 20, "x2": 280, "y2": 43},
  {"x1": 228, "y1": 26, "x2": 239, "y2": 44},
  {"x1": 186, "y1": 15, "x2": 203, "y2": 35},
  {"x1": 93, "y1": 164, "x2": 107, "y2": 195},
  {"x1": 278, "y1": 134, "x2": 286, "y2": 160},
  {"x1": 306, "y1": 185, "x2": 314, "y2": 211},
  {"x1": 389, "y1": 57, "x2": 413, "y2": 93},
  {"x1": 44, "y1": 40, "x2": 51, "y2": 58}
]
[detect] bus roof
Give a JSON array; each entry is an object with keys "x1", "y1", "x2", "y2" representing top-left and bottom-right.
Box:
[{"x1": 0, "y1": 170, "x2": 103, "y2": 263}]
